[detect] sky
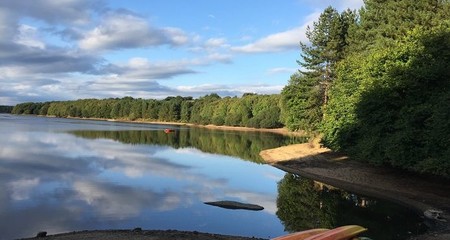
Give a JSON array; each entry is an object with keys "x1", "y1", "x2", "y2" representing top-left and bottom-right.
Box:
[{"x1": 0, "y1": 0, "x2": 364, "y2": 105}]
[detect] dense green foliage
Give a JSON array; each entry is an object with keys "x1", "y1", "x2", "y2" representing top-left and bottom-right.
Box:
[
  {"x1": 322, "y1": 26, "x2": 450, "y2": 176},
  {"x1": 12, "y1": 93, "x2": 284, "y2": 129},
  {"x1": 322, "y1": 0, "x2": 450, "y2": 177},
  {"x1": 69, "y1": 128, "x2": 305, "y2": 163},
  {"x1": 282, "y1": 0, "x2": 450, "y2": 177},
  {"x1": 0, "y1": 105, "x2": 13, "y2": 113},
  {"x1": 281, "y1": 7, "x2": 356, "y2": 131}
]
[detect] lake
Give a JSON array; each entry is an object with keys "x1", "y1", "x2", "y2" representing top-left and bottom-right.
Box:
[{"x1": 0, "y1": 114, "x2": 426, "y2": 239}]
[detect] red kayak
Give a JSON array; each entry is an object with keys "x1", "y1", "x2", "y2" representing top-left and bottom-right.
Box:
[{"x1": 164, "y1": 128, "x2": 174, "y2": 133}]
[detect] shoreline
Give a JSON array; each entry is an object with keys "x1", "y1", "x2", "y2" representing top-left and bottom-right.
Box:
[
  {"x1": 260, "y1": 142, "x2": 450, "y2": 240},
  {"x1": 60, "y1": 115, "x2": 307, "y2": 137}
]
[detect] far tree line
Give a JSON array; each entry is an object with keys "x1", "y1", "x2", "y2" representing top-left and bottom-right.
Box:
[
  {"x1": 11, "y1": 93, "x2": 284, "y2": 129},
  {"x1": 0, "y1": 105, "x2": 13, "y2": 113}
]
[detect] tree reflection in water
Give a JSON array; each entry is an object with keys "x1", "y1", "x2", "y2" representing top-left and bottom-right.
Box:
[
  {"x1": 276, "y1": 173, "x2": 427, "y2": 240},
  {"x1": 69, "y1": 127, "x2": 306, "y2": 163}
]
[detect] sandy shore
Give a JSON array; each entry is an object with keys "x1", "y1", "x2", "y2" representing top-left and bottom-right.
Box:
[
  {"x1": 260, "y1": 142, "x2": 450, "y2": 240},
  {"x1": 65, "y1": 116, "x2": 306, "y2": 137}
]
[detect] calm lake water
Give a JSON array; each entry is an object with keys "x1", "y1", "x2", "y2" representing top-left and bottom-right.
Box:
[{"x1": 0, "y1": 114, "x2": 426, "y2": 239}]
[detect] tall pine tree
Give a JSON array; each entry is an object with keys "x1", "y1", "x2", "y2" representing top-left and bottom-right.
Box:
[{"x1": 281, "y1": 7, "x2": 356, "y2": 131}]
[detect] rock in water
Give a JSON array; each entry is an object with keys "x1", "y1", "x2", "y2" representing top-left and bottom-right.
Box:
[{"x1": 204, "y1": 200, "x2": 264, "y2": 211}]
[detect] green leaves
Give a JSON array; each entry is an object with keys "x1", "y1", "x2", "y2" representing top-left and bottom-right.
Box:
[
  {"x1": 322, "y1": 24, "x2": 450, "y2": 177},
  {"x1": 12, "y1": 94, "x2": 284, "y2": 129},
  {"x1": 316, "y1": 0, "x2": 450, "y2": 177},
  {"x1": 282, "y1": 6, "x2": 356, "y2": 132}
]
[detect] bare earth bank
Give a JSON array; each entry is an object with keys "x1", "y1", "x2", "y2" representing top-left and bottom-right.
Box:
[{"x1": 260, "y1": 142, "x2": 450, "y2": 240}]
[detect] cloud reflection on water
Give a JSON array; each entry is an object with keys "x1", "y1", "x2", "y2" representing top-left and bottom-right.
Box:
[{"x1": 0, "y1": 120, "x2": 283, "y2": 239}]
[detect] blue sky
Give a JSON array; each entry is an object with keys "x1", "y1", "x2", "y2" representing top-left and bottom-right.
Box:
[{"x1": 0, "y1": 0, "x2": 363, "y2": 105}]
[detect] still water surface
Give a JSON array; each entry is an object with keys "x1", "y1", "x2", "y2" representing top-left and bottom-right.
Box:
[{"x1": 0, "y1": 114, "x2": 425, "y2": 239}]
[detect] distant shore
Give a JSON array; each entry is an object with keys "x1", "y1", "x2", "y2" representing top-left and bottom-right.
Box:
[
  {"x1": 63, "y1": 115, "x2": 307, "y2": 137},
  {"x1": 260, "y1": 142, "x2": 450, "y2": 240}
]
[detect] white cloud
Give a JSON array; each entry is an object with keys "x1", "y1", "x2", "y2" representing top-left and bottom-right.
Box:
[
  {"x1": 74, "y1": 181, "x2": 181, "y2": 217},
  {"x1": 204, "y1": 38, "x2": 228, "y2": 49},
  {"x1": 100, "y1": 59, "x2": 196, "y2": 80},
  {"x1": 267, "y1": 67, "x2": 297, "y2": 75},
  {"x1": 231, "y1": 12, "x2": 319, "y2": 53},
  {"x1": 204, "y1": 53, "x2": 232, "y2": 64},
  {"x1": 163, "y1": 27, "x2": 189, "y2": 45},
  {"x1": 79, "y1": 12, "x2": 189, "y2": 51},
  {"x1": 189, "y1": 37, "x2": 231, "y2": 57},
  {"x1": 0, "y1": 0, "x2": 99, "y2": 25},
  {"x1": 14, "y1": 24, "x2": 45, "y2": 49},
  {"x1": 128, "y1": 57, "x2": 151, "y2": 69},
  {"x1": 231, "y1": 26, "x2": 306, "y2": 53},
  {"x1": 95, "y1": 53, "x2": 231, "y2": 81},
  {"x1": 8, "y1": 178, "x2": 40, "y2": 201}
]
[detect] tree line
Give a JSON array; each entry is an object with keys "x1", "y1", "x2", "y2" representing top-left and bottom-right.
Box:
[
  {"x1": 282, "y1": 0, "x2": 449, "y2": 177},
  {"x1": 12, "y1": 93, "x2": 284, "y2": 129},
  {"x1": 0, "y1": 105, "x2": 13, "y2": 113}
]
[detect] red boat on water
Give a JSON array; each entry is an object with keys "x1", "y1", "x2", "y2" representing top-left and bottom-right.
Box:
[{"x1": 164, "y1": 128, "x2": 174, "y2": 133}]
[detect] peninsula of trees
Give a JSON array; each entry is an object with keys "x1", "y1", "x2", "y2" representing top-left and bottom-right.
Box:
[{"x1": 11, "y1": 0, "x2": 450, "y2": 177}]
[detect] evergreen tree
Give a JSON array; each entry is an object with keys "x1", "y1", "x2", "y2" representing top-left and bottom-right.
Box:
[
  {"x1": 348, "y1": 0, "x2": 449, "y2": 51},
  {"x1": 282, "y1": 7, "x2": 356, "y2": 131},
  {"x1": 300, "y1": 7, "x2": 356, "y2": 105}
]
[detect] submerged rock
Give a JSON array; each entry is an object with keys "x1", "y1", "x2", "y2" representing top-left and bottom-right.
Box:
[{"x1": 204, "y1": 200, "x2": 264, "y2": 211}]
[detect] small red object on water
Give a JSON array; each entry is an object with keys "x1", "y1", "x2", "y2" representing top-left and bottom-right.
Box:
[{"x1": 164, "y1": 129, "x2": 174, "y2": 133}]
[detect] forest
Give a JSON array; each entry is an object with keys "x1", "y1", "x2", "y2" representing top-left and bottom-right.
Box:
[
  {"x1": 11, "y1": 0, "x2": 450, "y2": 177},
  {"x1": 11, "y1": 93, "x2": 284, "y2": 129}
]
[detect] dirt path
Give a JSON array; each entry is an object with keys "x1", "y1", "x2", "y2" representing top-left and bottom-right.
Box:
[{"x1": 260, "y1": 142, "x2": 450, "y2": 240}]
